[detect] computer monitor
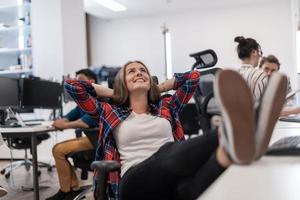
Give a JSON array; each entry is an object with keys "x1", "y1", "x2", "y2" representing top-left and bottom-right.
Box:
[
  {"x1": 20, "y1": 78, "x2": 62, "y2": 109},
  {"x1": 0, "y1": 77, "x2": 20, "y2": 108}
]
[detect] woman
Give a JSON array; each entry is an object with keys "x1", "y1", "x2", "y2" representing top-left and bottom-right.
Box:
[
  {"x1": 65, "y1": 61, "x2": 287, "y2": 200},
  {"x1": 234, "y1": 36, "x2": 269, "y2": 101}
]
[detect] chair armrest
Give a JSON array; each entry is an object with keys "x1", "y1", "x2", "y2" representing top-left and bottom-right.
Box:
[
  {"x1": 90, "y1": 160, "x2": 120, "y2": 200},
  {"x1": 91, "y1": 160, "x2": 120, "y2": 173}
]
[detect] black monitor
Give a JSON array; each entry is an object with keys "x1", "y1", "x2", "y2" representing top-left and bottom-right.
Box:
[
  {"x1": 0, "y1": 77, "x2": 20, "y2": 108},
  {"x1": 20, "y1": 78, "x2": 62, "y2": 109}
]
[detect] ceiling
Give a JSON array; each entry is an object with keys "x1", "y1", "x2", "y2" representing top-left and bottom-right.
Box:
[{"x1": 84, "y1": 0, "x2": 272, "y2": 20}]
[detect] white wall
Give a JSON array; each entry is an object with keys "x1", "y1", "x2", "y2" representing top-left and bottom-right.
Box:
[
  {"x1": 0, "y1": 0, "x2": 88, "y2": 162},
  {"x1": 88, "y1": 0, "x2": 298, "y2": 88},
  {"x1": 31, "y1": 0, "x2": 87, "y2": 81},
  {"x1": 61, "y1": 0, "x2": 88, "y2": 76}
]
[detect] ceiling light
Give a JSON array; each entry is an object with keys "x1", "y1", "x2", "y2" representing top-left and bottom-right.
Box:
[{"x1": 96, "y1": 0, "x2": 127, "y2": 12}]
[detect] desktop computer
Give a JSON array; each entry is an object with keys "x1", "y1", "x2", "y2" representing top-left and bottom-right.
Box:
[
  {"x1": 0, "y1": 77, "x2": 20, "y2": 125},
  {"x1": 20, "y1": 78, "x2": 62, "y2": 109}
]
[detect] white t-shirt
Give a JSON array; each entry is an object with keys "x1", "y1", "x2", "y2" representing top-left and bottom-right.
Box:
[{"x1": 113, "y1": 111, "x2": 174, "y2": 176}]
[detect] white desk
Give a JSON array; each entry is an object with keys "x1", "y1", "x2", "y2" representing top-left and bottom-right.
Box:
[
  {"x1": 198, "y1": 122, "x2": 300, "y2": 200},
  {"x1": 199, "y1": 121, "x2": 300, "y2": 200},
  {"x1": 0, "y1": 126, "x2": 55, "y2": 200}
]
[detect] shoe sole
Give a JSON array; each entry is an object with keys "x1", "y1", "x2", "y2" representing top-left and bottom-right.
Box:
[
  {"x1": 214, "y1": 70, "x2": 255, "y2": 164},
  {"x1": 256, "y1": 72, "x2": 287, "y2": 158}
]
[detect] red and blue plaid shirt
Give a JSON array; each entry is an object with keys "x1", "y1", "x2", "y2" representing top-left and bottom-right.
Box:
[{"x1": 64, "y1": 70, "x2": 200, "y2": 199}]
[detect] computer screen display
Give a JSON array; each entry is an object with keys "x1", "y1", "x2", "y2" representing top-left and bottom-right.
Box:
[
  {"x1": 21, "y1": 78, "x2": 62, "y2": 109},
  {"x1": 0, "y1": 77, "x2": 19, "y2": 108}
]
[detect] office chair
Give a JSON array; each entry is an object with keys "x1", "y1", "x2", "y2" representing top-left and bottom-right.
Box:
[
  {"x1": 179, "y1": 103, "x2": 201, "y2": 137},
  {"x1": 68, "y1": 128, "x2": 98, "y2": 200},
  {"x1": 190, "y1": 49, "x2": 221, "y2": 132},
  {"x1": 0, "y1": 134, "x2": 53, "y2": 178}
]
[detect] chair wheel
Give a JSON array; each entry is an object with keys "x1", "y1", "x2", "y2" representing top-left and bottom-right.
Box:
[
  {"x1": 5, "y1": 172, "x2": 10, "y2": 179},
  {"x1": 38, "y1": 170, "x2": 41, "y2": 176},
  {"x1": 47, "y1": 166, "x2": 52, "y2": 172},
  {"x1": 0, "y1": 169, "x2": 5, "y2": 174}
]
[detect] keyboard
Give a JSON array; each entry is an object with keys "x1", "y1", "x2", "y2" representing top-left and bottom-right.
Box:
[
  {"x1": 279, "y1": 116, "x2": 300, "y2": 123},
  {"x1": 267, "y1": 136, "x2": 300, "y2": 156}
]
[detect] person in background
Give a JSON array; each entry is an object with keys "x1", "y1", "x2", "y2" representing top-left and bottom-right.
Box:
[
  {"x1": 234, "y1": 36, "x2": 269, "y2": 101},
  {"x1": 259, "y1": 54, "x2": 292, "y2": 94},
  {"x1": 259, "y1": 55, "x2": 298, "y2": 117},
  {"x1": 46, "y1": 69, "x2": 99, "y2": 200},
  {"x1": 65, "y1": 60, "x2": 287, "y2": 200}
]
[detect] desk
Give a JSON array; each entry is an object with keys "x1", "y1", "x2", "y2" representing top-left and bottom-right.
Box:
[
  {"x1": 0, "y1": 126, "x2": 55, "y2": 200},
  {"x1": 199, "y1": 121, "x2": 300, "y2": 200}
]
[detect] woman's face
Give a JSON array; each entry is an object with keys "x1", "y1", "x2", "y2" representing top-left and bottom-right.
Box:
[{"x1": 125, "y1": 62, "x2": 151, "y2": 93}]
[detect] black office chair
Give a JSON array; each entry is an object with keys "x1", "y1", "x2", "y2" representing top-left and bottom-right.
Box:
[
  {"x1": 68, "y1": 128, "x2": 98, "y2": 200},
  {"x1": 0, "y1": 133, "x2": 53, "y2": 178},
  {"x1": 190, "y1": 49, "x2": 221, "y2": 132},
  {"x1": 179, "y1": 103, "x2": 201, "y2": 138}
]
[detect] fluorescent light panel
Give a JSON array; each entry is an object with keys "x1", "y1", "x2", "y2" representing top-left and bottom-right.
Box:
[
  {"x1": 297, "y1": 31, "x2": 300, "y2": 73},
  {"x1": 96, "y1": 0, "x2": 127, "y2": 12},
  {"x1": 165, "y1": 31, "x2": 172, "y2": 79}
]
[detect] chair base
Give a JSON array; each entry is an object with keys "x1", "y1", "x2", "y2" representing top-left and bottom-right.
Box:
[
  {"x1": 73, "y1": 185, "x2": 94, "y2": 200},
  {"x1": 0, "y1": 159, "x2": 53, "y2": 178}
]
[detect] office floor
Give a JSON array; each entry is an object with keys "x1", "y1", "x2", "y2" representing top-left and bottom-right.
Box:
[{"x1": 0, "y1": 160, "x2": 93, "y2": 200}]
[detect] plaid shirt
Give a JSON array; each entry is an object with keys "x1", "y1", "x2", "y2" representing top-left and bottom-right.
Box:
[{"x1": 64, "y1": 70, "x2": 200, "y2": 199}]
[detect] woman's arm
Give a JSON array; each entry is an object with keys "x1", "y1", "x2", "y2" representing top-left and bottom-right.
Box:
[
  {"x1": 280, "y1": 106, "x2": 300, "y2": 117},
  {"x1": 158, "y1": 78, "x2": 175, "y2": 93},
  {"x1": 167, "y1": 70, "x2": 200, "y2": 112},
  {"x1": 92, "y1": 83, "x2": 114, "y2": 98},
  {"x1": 64, "y1": 79, "x2": 104, "y2": 122}
]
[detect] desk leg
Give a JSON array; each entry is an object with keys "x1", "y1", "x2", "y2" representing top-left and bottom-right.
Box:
[{"x1": 31, "y1": 133, "x2": 39, "y2": 200}]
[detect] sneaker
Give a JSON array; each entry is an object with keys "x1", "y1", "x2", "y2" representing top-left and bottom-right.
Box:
[
  {"x1": 45, "y1": 190, "x2": 69, "y2": 200},
  {"x1": 255, "y1": 72, "x2": 287, "y2": 159},
  {"x1": 214, "y1": 69, "x2": 255, "y2": 164},
  {"x1": 0, "y1": 186, "x2": 8, "y2": 197}
]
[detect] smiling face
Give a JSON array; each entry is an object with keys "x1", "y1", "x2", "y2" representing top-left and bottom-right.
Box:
[{"x1": 125, "y1": 62, "x2": 151, "y2": 93}]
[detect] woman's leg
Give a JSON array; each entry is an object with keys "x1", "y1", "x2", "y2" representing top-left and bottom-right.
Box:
[{"x1": 120, "y1": 130, "x2": 221, "y2": 200}]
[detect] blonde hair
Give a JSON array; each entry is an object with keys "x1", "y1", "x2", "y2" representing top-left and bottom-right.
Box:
[{"x1": 112, "y1": 61, "x2": 161, "y2": 106}]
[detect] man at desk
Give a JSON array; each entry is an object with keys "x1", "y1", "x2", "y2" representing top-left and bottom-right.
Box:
[
  {"x1": 46, "y1": 69, "x2": 98, "y2": 200},
  {"x1": 258, "y1": 55, "x2": 298, "y2": 117}
]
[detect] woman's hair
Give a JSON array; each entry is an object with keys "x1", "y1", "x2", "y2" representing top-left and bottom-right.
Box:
[
  {"x1": 112, "y1": 60, "x2": 161, "y2": 107},
  {"x1": 259, "y1": 54, "x2": 281, "y2": 70},
  {"x1": 234, "y1": 36, "x2": 261, "y2": 60}
]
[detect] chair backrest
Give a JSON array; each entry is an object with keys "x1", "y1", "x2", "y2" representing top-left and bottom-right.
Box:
[
  {"x1": 179, "y1": 103, "x2": 201, "y2": 137},
  {"x1": 189, "y1": 49, "x2": 220, "y2": 132},
  {"x1": 193, "y1": 67, "x2": 222, "y2": 132}
]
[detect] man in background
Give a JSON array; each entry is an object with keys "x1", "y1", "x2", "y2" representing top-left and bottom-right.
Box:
[
  {"x1": 46, "y1": 69, "x2": 98, "y2": 200},
  {"x1": 259, "y1": 55, "x2": 297, "y2": 116}
]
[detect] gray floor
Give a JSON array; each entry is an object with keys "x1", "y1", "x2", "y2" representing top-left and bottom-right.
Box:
[{"x1": 0, "y1": 160, "x2": 94, "y2": 200}]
